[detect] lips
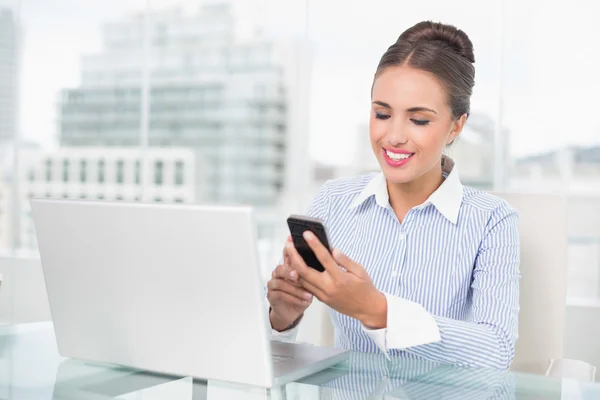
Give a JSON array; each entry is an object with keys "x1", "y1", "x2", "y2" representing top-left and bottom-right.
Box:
[{"x1": 383, "y1": 148, "x2": 415, "y2": 167}]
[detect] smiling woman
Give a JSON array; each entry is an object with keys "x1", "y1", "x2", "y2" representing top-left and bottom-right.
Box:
[{"x1": 266, "y1": 21, "x2": 520, "y2": 370}]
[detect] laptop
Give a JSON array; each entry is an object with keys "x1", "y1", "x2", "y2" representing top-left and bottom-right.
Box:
[{"x1": 31, "y1": 199, "x2": 348, "y2": 388}]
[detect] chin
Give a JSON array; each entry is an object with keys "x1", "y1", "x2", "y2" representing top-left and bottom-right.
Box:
[{"x1": 379, "y1": 164, "x2": 417, "y2": 184}]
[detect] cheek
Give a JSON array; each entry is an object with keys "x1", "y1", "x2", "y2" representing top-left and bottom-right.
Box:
[
  {"x1": 411, "y1": 126, "x2": 447, "y2": 151},
  {"x1": 369, "y1": 117, "x2": 386, "y2": 143}
]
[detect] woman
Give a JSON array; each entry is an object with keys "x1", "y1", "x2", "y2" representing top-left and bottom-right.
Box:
[{"x1": 267, "y1": 21, "x2": 520, "y2": 370}]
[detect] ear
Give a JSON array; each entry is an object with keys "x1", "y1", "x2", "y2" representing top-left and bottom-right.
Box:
[{"x1": 447, "y1": 114, "x2": 467, "y2": 145}]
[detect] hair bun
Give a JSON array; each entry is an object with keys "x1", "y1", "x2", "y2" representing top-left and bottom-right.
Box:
[{"x1": 398, "y1": 21, "x2": 475, "y2": 63}]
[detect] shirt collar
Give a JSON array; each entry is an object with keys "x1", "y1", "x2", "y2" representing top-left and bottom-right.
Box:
[{"x1": 349, "y1": 155, "x2": 464, "y2": 224}]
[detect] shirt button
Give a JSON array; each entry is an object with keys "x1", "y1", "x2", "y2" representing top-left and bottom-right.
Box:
[{"x1": 399, "y1": 231, "x2": 406, "y2": 240}]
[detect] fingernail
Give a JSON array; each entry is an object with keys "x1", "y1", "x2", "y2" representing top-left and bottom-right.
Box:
[
  {"x1": 290, "y1": 270, "x2": 298, "y2": 279},
  {"x1": 285, "y1": 241, "x2": 292, "y2": 249},
  {"x1": 303, "y1": 231, "x2": 314, "y2": 241},
  {"x1": 332, "y1": 248, "x2": 340, "y2": 258},
  {"x1": 303, "y1": 292, "x2": 312, "y2": 300}
]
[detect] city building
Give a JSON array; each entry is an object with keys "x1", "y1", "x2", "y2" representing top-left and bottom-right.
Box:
[
  {"x1": 446, "y1": 112, "x2": 495, "y2": 189},
  {"x1": 510, "y1": 145, "x2": 600, "y2": 299},
  {"x1": 17, "y1": 147, "x2": 197, "y2": 251},
  {"x1": 0, "y1": 7, "x2": 19, "y2": 142},
  {"x1": 58, "y1": 3, "x2": 311, "y2": 209},
  {"x1": 510, "y1": 145, "x2": 600, "y2": 195}
]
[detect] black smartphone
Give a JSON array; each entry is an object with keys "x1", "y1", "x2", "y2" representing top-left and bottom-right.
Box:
[{"x1": 286, "y1": 214, "x2": 331, "y2": 272}]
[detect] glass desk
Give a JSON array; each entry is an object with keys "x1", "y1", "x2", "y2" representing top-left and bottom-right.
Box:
[{"x1": 0, "y1": 322, "x2": 598, "y2": 399}]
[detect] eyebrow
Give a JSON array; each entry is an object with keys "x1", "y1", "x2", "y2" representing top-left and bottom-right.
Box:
[{"x1": 372, "y1": 101, "x2": 438, "y2": 115}]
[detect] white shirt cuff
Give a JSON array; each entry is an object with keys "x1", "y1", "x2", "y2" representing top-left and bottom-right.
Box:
[
  {"x1": 270, "y1": 324, "x2": 300, "y2": 342},
  {"x1": 362, "y1": 293, "x2": 441, "y2": 356}
]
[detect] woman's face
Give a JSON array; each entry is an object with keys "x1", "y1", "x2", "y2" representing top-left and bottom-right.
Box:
[{"x1": 370, "y1": 65, "x2": 466, "y2": 185}]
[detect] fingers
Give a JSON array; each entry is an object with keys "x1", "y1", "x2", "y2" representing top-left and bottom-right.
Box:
[
  {"x1": 271, "y1": 291, "x2": 311, "y2": 308},
  {"x1": 302, "y1": 231, "x2": 340, "y2": 276},
  {"x1": 272, "y1": 262, "x2": 299, "y2": 284},
  {"x1": 331, "y1": 248, "x2": 361, "y2": 275},
  {"x1": 268, "y1": 278, "x2": 312, "y2": 302},
  {"x1": 283, "y1": 235, "x2": 292, "y2": 262},
  {"x1": 285, "y1": 241, "x2": 328, "y2": 291},
  {"x1": 298, "y1": 277, "x2": 326, "y2": 302}
]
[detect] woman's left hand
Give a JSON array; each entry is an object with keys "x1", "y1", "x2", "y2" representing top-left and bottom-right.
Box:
[{"x1": 285, "y1": 231, "x2": 388, "y2": 329}]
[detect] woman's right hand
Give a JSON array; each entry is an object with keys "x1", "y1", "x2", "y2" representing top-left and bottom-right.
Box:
[{"x1": 267, "y1": 237, "x2": 313, "y2": 331}]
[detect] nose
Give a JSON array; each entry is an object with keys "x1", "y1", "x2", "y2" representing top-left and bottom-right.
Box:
[{"x1": 387, "y1": 121, "x2": 408, "y2": 146}]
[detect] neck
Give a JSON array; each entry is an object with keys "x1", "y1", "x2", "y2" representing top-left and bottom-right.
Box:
[{"x1": 386, "y1": 161, "x2": 445, "y2": 222}]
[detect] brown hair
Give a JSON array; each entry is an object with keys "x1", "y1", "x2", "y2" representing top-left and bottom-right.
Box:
[{"x1": 374, "y1": 21, "x2": 475, "y2": 119}]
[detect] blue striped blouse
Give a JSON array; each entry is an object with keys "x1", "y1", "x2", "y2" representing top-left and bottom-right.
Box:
[{"x1": 304, "y1": 156, "x2": 520, "y2": 369}]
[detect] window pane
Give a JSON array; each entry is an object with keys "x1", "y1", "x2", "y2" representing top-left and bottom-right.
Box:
[
  {"x1": 116, "y1": 160, "x2": 124, "y2": 184},
  {"x1": 80, "y1": 160, "x2": 87, "y2": 183},
  {"x1": 45, "y1": 159, "x2": 52, "y2": 181},
  {"x1": 62, "y1": 159, "x2": 69, "y2": 182},
  {"x1": 154, "y1": 161, "x2": 163, "y2": 186},
  {"x1": 174, "y1": 160, "x2": 184, "y2": 186},
  {"x1": 98, "y1": 160, "x2": 105, "y2": 183},
  {"x1": 503, "y1": 0, "x2": 600, "y2": 302},
  {"x1": 135, "y1": 160, "x2": 141, "y2": 185}
]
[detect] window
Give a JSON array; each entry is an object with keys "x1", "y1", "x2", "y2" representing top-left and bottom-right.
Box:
[
  {"x1": 80, "y1": 160, "x2": 87, "y2": 183},
  {"x1": 135, "y1": 160, "x2": 141, "y2": 185},
  {"x1": 175, "y1": 160, "x2": 184, "y2": 185},
  {"x1": 45, "y1": 159, "x2": 52, "y2": 181},
  {"x1": 63, "y1": 159, "x2": 69, "y2": 182},
  {"x1": 98, "y1": 160, "x2": 105, "y2": 183},
  {"x1": 154, "y1": 161, "x2": 164, "y2": 185},
  {"x1": 116, "y1": 160, "x2": 124, "y2": 184}
]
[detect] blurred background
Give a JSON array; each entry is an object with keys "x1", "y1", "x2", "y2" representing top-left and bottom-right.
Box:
[{"x1": 0, "y1": 0, "x2": 599, "y2": 366}]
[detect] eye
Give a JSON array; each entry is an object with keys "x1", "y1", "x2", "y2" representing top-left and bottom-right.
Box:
[
  {"x1": 375, "y1": 112, "x2": 390, "y2": 120},
  {"x1": 411, "y1": 119, "x2": 429, "y2": 126}
]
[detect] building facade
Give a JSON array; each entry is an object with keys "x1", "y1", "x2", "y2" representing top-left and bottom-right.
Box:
[
  {"x1": 58, "y1": 4, "x2": 310, "y2": 208},
  {"x1": 0, "y1": 174, "x2": 10, "y2": 251},
  {"x1": 0, "y1": 7, "x2": 19, "y2": 143},
  {"x1": 18, "y1": 147, "x2": 196, "y2": 250}
]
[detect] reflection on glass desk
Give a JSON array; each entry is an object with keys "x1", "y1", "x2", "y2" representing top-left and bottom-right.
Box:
[{"x1": 1, "y1": 322, "x2": 599, "y2": 399}]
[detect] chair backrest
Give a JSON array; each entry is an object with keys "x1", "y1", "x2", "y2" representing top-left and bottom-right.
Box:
[
  {"x1": 494, "y1": 193, "x2": 568, "y2": 374},
  {"x1": 298, "y1": 193, "x2": 568, "y2": 375},
  {"x1": 546, "y1": 358, "x2": 597, "y2": 382}
]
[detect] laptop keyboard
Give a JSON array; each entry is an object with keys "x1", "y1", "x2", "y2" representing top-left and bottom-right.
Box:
[{"x1": 272, "y1": 355, "x2": 292, "y2": 364}]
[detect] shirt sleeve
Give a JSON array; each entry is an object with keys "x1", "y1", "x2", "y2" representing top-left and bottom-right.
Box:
[
  {"x1": 362, "y1": 295, "x2": 441, "y2": 360},
  {"x1": 267, "y1": 181, "x2": 333, "y2": 340},
  {"x1": 364, "y1": 206, "x2": 520, "y2": 369}
]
